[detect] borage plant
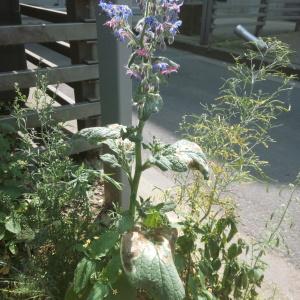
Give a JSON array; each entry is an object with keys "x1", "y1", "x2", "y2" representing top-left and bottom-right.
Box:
[{"x1": 67, "y1": 0, "x2": 209, "y2": 299}]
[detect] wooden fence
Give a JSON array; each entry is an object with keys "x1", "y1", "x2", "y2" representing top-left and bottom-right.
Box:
[
  {"x1": 0, "y1": 0, "x2": 132, "y2": 207},
  {"x1": 196, "y1": 0, "x2": 300, "y2": 45}
]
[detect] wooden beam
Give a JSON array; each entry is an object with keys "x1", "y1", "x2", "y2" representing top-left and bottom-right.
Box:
[
  {"x1": 0, "y1": 23, "x2": 96, "y2": 46},
  {"x1": 20, "y1": 3, "x2": 68, "y2": 23},
  {"x1": 0, "y1": 101, "x2": 101, "y2": 128},
  {"x1": 40, "y1": 41, "x2": 71, "y2": 57},
  {"x1": 46, "y1": 85, "x2": 75, "y2": 106},
  {"x1": 0, "y1": 64, "x2": 98, "y2": 91},
  {"x1": 25, "y1": 48, "x2": 57, "y2": 68}
]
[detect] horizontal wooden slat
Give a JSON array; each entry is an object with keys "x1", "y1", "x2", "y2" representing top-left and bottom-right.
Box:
[
  {"x1": 46, "y1": 85, "x2": 75, "y2": 106},
  {"x1": 20, "y1": 3, "x2": 68, "y2": 23},
  {"x1": 0, "y1": 23, "x2": 96, "y2": 46},
  {"x1": 25, "y1": 49, "x2": 57, "y2": 68},
  {"x1": 40, "y1": 41, "x2": 71, "y2": 57},
  {"x1": 0, "y1": 64, "x2": 98, "y2": 91},
  {"x1": 0, "y1": 101, "x2": 101, "y2": 128}
]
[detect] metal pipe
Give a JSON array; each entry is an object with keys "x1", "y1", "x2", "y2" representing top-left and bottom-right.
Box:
[{"x1": 234, "y1": 24, "x2": 268, "y2": 51}]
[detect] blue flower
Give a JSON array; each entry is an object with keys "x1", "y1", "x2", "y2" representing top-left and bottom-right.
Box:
[
  {"x1": 169, "y1": 20, "x2": 182, "y2": 36},
  {"x1": 152, "y1": 62, "x2": 169, "y2": 72},
  {"x1": 99, "y1": 0, "x2": 132, "y2": 21},
  {"x1": 145, "y1": 16, "x2": 159, "y2": 28}
]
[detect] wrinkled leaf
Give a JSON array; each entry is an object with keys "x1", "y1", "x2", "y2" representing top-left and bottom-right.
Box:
[
  {"x1": 16, "y1": 226, "x2": 35, "y2": 241},
  {"x1": 148, "y1": 139, "x2": 210, "y2": 178},
  {"x1": 76, "y1": 124, "x2": 125, "y2": 145},
  {"x1": 121, "y1": 230, "x2": 185, "y2": 300},
  {"x1": 149, "y1": 154, "x2": 187, "y2": 172},
  {"x1": 171, "y1": 139, "x2": 210, "y2": 179},
  {"x1": 5, "y1": 217, "x2": 21, "y2": 234},
  {"x1": 90, "y1": 230, "x2": 119, "y2": 259},
  {"x1": 74, "y1": 258, "x2": 96, "y2": 294},
  {"x1": 87, "y1": 282, "x2": 109, "y2": 300},
  {"x1": 101, "y1": 153, "x2": 120, "y2": 168}
]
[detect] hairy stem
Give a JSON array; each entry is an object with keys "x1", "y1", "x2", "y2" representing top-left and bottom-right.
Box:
[{"x1": 129, "y1": 120, "x2": 145, "y2": 220}]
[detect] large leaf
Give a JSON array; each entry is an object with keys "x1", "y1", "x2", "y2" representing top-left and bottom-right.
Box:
[
  {"x1": 89, "y1": 230, "x2": 119, "y2": 259},
  {"x1": 74, "y1": 258, "x2": 96, "y2": 294},
  {"x1": 121, "y1": 230, "x2": 185, "y2": 300},
  {"x1": 5, "y1": 217, "x2": 21, "y2": 234},
  {"x1": 87, "y1": 282, "x2": 109, "y2": 300},
  {"x1": 100, "y1": 153, "x2": 120, "y2": 168},
  {"x1": 102, "y1": 254, "x2": 122, "y2": 284},
  {"x1": 149, "y1": 154, "x2": 187, "y2": 172},
  {"x1": 147, "y1": 139, "x2": 210, "y2": 178},
  {"x1": 171, "y1": 139, "x2": 210, "y2": 179},
  {"x1": 76, "y1": 124, "x2": 126, "y2": 145}
]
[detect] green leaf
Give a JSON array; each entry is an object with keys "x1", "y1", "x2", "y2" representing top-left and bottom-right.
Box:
[
  {"x1": 171, "y1": 139, "x2": 210, "y2": 179},
  {"x1": 74, "y1": 258, "x2": 96, "y2": 294},
  {"x1": 116, "y1": 212, "x2": 134, "y2": 234},
  {"x1": 106, "y1": 272, "x2": 136, "y2": 300},
  {"x1": 76, "y1": 124, "x2": 125, "y2": 145},
  {"x1": 143, "y1": 209, "x2": 165, "y2": 229},
  {"x1": 211, "y1": 259, "x2": 221, "y2": 271},
  {"x1": 227, "y1": 220, "x2": 238, "y2": 242},
  {"x1": 5, "y1": 217, "x2": 21, "y2": 234},
  {"x1": 8, "y1": 242, "x2": 18, "y2": 255},
  {"x1": 16, "y1": 226, "x2": 35, "y2": 241},
  {"x1": 87, "y1": 282, "x2": 109, "y2": 300},
  {"x1": 139, "y1": 93, "x2": 163, "y2": 120},
  {"x1": 100, "y1": 153, "x2": 120, "y2": 168},
  {"x1": 0, "y1": 227, "x2": 5, "y2": 240},
  {"x1": 121, "y1": 230, "x2": 185, "y2": 300},
  {"x1": 90, "y1": 230, "x2": 119, "y2": 259},
  {"x1": 208, "y1": 239, "x2": 219, "y2": 259},
  {"x1": 64, "y1": 284, "x2": 80, "y2": 300},
  {"x1": 102, "y1": 254, "x2": 122, "y2": 284},
  {"x1": 227, "y1": 243, "x2": 242, "y2": 260}
]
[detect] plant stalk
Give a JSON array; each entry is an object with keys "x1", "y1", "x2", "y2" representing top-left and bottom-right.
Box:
[{"x1": 129, "y1": 120, "x2": 145, "y2": 220}]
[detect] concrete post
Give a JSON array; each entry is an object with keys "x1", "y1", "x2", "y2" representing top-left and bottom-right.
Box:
[{"x1": 96, "y1": 0, "x2": 132, "y2": 209}]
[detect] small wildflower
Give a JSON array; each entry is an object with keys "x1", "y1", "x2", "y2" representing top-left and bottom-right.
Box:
[
  {"x1": 112, "y1": 289, "x2": 118, "y2": 295},
  {"x1": 83, "y1": 239, "x2": 91, "y2": 248}
]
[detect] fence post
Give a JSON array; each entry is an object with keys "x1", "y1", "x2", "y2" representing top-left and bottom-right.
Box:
[
  {"x1": 255, "y1": 0, "x2": 269, "y2": 36},
  {"x1": 66, "y1": 0, "x2": 100, "y2": 130},
  {"x1": 0, "y1": 0, "x2": 28, "y2": 114},
  {"x1": 200, "y1": 0, "x2": 216, "y2": 46},
  {"x1": 96, "y1": 0, "x2": 132, "y2": 210}
]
